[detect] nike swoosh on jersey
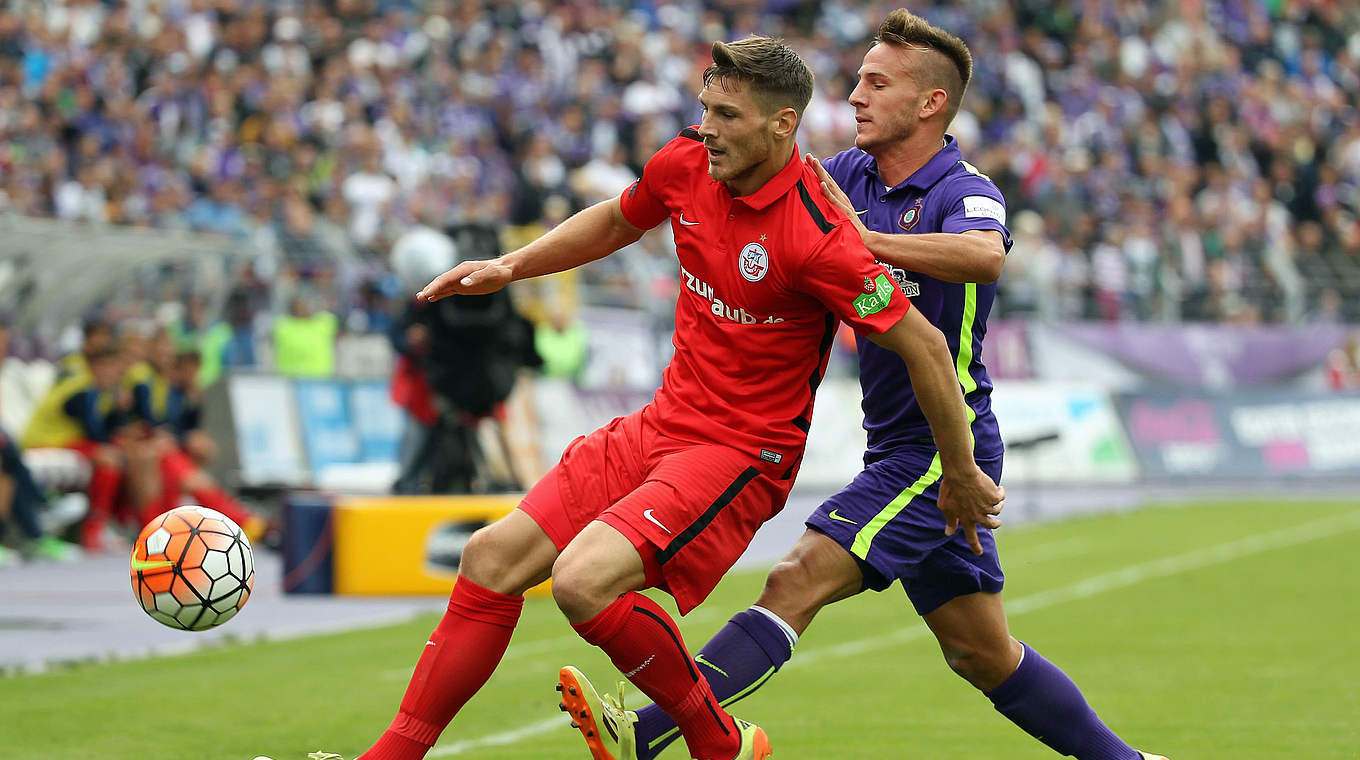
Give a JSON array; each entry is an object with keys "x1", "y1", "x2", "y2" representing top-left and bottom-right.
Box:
[
  {"x1": 643, "y1": 509, "x2": 672, "y2": 533},
  {"x1": 827, "y1": 509, "x2": 858, "y2": 525},
  {"x1": 130, "y1": 556, "x2": 175, "y2": 572},
  {"x1": 678, "y1": 212, "x2": 700, "y2": 226},
  {"x1": 853, "y1": 209, "x2": 868, "y2": 215}
]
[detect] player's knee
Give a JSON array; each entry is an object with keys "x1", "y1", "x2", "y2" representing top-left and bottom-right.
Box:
[
  {"x1": 764, "y1": 542, "x2": 857, "y2": 606},
  {"x1": 549, "y1": 553, "x2": 610, "y2": 621},
  {"x1": 761, "y1": 557, "x2": 815, "y2": 609},
  {"x1": 758, "y1": 557, "x2": 836, "y2": 628},
  {"x1": 940, "y1": 640, "x2": 1013, "y2": 690},
  {"x1": 455, "y1": 526, "x2": 501, "y2": 582},
  {"x1": 457, "y1": 523, "x2": 540, "y2": 594}
]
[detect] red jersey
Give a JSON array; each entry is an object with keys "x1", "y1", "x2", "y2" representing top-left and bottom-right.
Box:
[{"x1": 620, "y1": 127, "x2": 910, "y2": 474}]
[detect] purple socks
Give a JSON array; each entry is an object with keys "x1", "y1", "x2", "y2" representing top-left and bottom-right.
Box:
[
  {"x1": 630, "y1": 616, "x2": 1140, "y2": 760},
  {"x1": 985, "y1": 642, "x2": 1141, "y2": 759},
  {"x1": 633, "y1": 608, "x2": 793, "y2": 760}
]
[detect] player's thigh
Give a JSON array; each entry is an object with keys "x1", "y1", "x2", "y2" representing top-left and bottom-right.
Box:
[
  {"x1": 458, "y1": 508, "x2": 561, "y2": 595},
  {"x1": 553, "y1": 520, "x2": 650, "y2": 621}
]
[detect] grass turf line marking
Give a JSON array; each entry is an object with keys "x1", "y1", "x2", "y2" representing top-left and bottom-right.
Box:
[
  {"x1": 785, "y1": 509, "x2": 1360, "y2": 669},
  {"x1": 422, "y1": 511, "x2": 1360, "y2": 755},
  {"x1": 428, "y1": 716, "x2": 569, "y2": 757},
  {"x1": 999, "y1": 536, "x2": 1096, "y2": 566}
]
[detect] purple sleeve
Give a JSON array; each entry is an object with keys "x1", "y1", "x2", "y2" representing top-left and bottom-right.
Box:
[{"x1": 938, "y1": 175, "x2": 1013, "y2": 252}]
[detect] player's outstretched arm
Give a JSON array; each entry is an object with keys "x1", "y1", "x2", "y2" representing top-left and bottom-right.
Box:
[
  {"x1": 867, "y1": 307, "x2": 1005, "y2": 554},
  {"x1": 417, "y1": 194, "x2": 647, "y2": 302},
  {"x1": 806, "y1": 154, "x2": 1005, "y2": 284}
]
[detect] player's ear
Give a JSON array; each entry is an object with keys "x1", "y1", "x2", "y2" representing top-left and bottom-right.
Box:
[
  {"x1": 921, "y1": 88, "x2": 949, "y2": 120},
  {"x1": 771, "y1": 106, "x2": 798, "y2": 140}
]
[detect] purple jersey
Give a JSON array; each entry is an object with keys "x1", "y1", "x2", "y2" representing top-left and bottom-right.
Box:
[{"x1": 823, "y1": 136, "x2": 1011, "y2": 460}]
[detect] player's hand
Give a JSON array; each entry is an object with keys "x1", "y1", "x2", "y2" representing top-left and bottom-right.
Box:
[
  {"x1": 937, "y1": 466, "x2": 1005, "y2": 555},
  {"x1": 805, "y1": 153, "x2": 870, "y2": 240},
  {"x1": 416, "y1": 259, "x2": 513, "y2": 301}
]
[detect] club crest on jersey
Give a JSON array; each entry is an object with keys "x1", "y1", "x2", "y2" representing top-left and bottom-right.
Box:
[
  {"x1": 898, "y1": 198, "x2": 924, "y2": 231},
  {"x1": 739, "y1": 242, "x2": 769, "y2": 282}
]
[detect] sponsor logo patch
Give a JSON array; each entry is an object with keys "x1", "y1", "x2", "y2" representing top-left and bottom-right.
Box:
[
  {"x1": 681, "y1": 265, "x2": 784, "y2": 324},
  {"x1": 760, "y1": 449, "x2": 783, "y2": 464},
  {"x1": 962, "y1": 195, "x2": 1006, "y2": 225},
  {"x1": 852, "y1": 273, "x2": 896, "y2": 319}
]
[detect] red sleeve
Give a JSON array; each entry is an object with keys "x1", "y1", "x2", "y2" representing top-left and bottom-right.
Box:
[
  {"x1": 793, "y1": 225, "x2": 910, "y2": 336},
  {"x1": 619, "y1": 135, "x2": 690, "y2": 230}
]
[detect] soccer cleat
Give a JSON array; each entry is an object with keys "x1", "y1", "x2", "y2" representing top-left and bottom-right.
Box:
[
  {"x1": 557, "y1": 665, "x2": 640, "y2": 760},
  {"x1": 1137, "y1": 753, "x2": 1169, "y2": 760},
  {"x1": 721, "y1": 717, "x2": 772, "y2": 760}
]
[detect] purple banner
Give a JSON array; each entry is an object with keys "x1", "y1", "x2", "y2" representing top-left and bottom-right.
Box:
[
  {"x1": 1117, "y1": 390, "x2": 1360, "y2": 478},
  {"x1": 1051, "y1": 323, "x2": 1349, "y2": 387}
]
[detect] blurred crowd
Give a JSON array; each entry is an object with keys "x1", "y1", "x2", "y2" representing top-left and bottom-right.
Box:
[{"x1": 1, "y1": 0, "x2": 1359, "y2": 335}]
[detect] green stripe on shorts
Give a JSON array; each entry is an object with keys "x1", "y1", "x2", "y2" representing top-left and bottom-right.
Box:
[{"x1": 850, "y1": 452, "x2": 943, "y2": 561}]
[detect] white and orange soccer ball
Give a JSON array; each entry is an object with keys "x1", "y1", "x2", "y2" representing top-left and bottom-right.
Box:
[{"x1": 130, "y1": 505, "x2": 255, "y2": 631}]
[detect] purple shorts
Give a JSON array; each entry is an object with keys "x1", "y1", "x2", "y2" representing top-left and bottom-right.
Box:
[{"x1": 805, "y1": 443, "x2": 1005, "y2": 616}]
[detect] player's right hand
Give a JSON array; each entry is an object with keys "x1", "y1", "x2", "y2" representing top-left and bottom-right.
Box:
[
  {"x1": 417, "y1": 259, "x2": 513, "y2": 301},
  {"x1": 937, "y1": 467, "x2": 1005, "y2": 555}
]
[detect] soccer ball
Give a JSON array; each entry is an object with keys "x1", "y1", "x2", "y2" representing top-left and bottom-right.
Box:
[{"x1": 130, "y1": 505, "x2": 255, "y2": 631}]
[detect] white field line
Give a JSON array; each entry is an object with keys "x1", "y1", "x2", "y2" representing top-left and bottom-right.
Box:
[
  {"x1": 428, "y1": 716, "x2": 570, "y2": 757},
  {"x1": 999, "y1": 536, "x2": 1096, "y2": 566},
  {"x1": 420, "y1": 511, "x2": 1360, "y2": 756}
]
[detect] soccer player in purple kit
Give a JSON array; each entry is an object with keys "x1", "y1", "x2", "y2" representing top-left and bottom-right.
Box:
[{"x1": 563, "y1": 10, "x2": 1169, "y2": 760}]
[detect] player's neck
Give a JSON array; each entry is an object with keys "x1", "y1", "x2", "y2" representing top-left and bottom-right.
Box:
[
  {"x1": 871, "y1": 130, "x2": 946, "y2": 188},
  {"x1": 726, "y1": 141, "x2": 796, "y2": 198}
]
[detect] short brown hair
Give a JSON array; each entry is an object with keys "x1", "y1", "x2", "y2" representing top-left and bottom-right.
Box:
[
  {"x1": 704, "y1": 36, "x2": 814, "y2": 120},
  {"x1": 875, "y1": 9, "x2": 973, "y2": 124}
]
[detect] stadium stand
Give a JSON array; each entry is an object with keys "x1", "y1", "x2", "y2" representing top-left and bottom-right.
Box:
[{"x1": 0, "y1": 0, "x2": 1356, "y2": 331}]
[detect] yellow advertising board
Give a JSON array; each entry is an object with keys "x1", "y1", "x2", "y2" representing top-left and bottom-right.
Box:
[{"x1": 331, "y1": 494, "x2": 551, "y2": 596}]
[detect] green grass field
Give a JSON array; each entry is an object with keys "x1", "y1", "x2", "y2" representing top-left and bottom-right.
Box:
[{"x1": 4, "y1": 499, "x2": 1360, "y2": 760}]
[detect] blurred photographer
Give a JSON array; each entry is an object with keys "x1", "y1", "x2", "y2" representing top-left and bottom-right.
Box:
[{"x1": 389, "y1": 221, "x2": 540, "y2": 494}]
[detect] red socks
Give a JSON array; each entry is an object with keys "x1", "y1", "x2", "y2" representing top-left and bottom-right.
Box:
[
  {"x1": 358, "y1": 577, "x2": 524, "y2": 760},
  {"x1": 574, "y1": 592, "x2": 738, "y2": 760},
  {"x1": 81, "y1": 464, "x2": 122, "y2": 550}
]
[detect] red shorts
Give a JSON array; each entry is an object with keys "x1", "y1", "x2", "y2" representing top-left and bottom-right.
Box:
[{"x1": 520, "y1": 407, "x2": 793, "y2": 614}]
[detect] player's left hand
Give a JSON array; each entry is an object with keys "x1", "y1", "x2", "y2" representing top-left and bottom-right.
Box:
[
  {"x1": 417, "y1": 258, "x2": 513, "y2": 301},
  {"x1": 937, "y1": 467, "x2": 1005, "y2": 555},
  {"x1": 806, "y1": 153, "x2": 871, "y2": 240}
]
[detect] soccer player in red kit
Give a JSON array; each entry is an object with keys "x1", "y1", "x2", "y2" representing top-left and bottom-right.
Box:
[{"x1": 293, "y1": 37, "x2": 1003, "y2": 760}]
